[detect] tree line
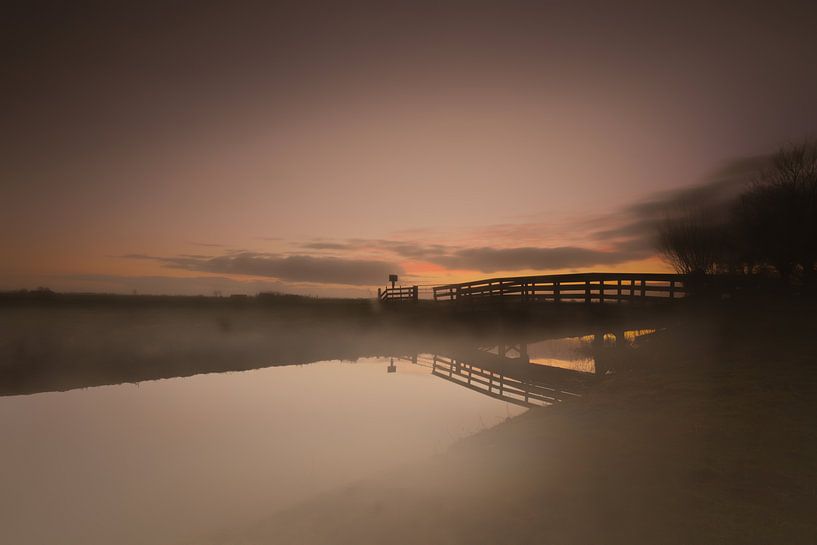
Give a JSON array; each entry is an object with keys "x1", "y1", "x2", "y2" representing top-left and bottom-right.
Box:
[{"x1": 658, "y1": 141, "x2": 817, "y2": 287}]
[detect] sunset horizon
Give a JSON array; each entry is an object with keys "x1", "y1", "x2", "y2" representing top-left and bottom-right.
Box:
[{"x1": 4, "y1": 2, "x2": 815, "y2": 296}]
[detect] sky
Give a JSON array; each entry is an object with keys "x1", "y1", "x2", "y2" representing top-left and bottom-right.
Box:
[{"x1": 3, "y1": 1, "x2": 817, "y2": 297}]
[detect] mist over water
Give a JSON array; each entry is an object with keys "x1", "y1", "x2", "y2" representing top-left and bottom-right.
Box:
[{"x1": 0, "y1": 301, "x2": 662, "y2": 545}]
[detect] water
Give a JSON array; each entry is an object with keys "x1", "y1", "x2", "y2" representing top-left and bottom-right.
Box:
[
  {"x1": 0, "y1": 303, "x2": 656, "y2": 545},
  {"x1": 527, "y1": 329, "x2": 656, "y2": 373},
  {"x1": 0, "y1": 357, "x2": 527, "y2": 545}
]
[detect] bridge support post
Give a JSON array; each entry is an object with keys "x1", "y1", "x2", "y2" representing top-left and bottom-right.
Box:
[
  {"x1": 520, "y1": 342, "x2": 529, "y2": 364},
  {"x1": 614, "y1": 329, "x2": 626, "y2": 351},
  {"x1": 592, "y1": 331, "x2": 605, "y2": 373}
]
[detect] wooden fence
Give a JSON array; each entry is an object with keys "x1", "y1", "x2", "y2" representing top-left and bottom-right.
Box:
[
  {"x1": 378, "y1": 286, "x2": 418, "y2": 302},
  {"x1": 431, "y1": 272, "x2": 685, "y2": 303}
]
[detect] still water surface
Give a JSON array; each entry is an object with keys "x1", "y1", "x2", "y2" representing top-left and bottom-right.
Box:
[
  {"x1": 0, "y1": 357, "x2": 529, "y2": 545},
  {"x1": 0, "y1": 327, "x2": 646, "y2": 545}
]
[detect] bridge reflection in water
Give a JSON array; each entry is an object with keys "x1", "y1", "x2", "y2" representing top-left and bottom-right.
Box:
[{"x1": 395, "y1": 329, "x2": 655, "y2": 408}]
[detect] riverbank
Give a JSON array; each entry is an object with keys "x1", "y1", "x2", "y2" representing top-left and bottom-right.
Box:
[{"x1": 204, "y1": 296, "x2": 817, "y2": 544}]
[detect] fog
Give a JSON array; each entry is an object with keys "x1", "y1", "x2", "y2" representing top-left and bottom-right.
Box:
[
  {"x1": 2, "y1": 294, "x2": 815, "y2": 544},
  {"x1": 0, "y1": 300, "x2": 641, "y2": 545}
]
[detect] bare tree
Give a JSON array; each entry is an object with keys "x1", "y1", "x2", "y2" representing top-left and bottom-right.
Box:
[{"x1": 657, "y1": 207, "x2": 725, "y2": 276}]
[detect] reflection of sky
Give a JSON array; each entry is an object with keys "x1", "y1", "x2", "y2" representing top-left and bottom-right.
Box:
[
  {"x1": 527, "y1": 329, "x2": 657, "y2": 373},
  {"x1": 528, "y1": 336, "x2": 596, "y2": 373},
  {"x1": 0, "y1": 358, "x2": 525, "y2": 545}
]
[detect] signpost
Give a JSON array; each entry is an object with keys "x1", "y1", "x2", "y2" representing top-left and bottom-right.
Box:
[{"x1": 389, "y1": 274, "x2": 398, "y2": 289}]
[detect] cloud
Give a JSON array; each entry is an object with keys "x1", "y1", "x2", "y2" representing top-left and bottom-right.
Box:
[
  {"x1": 626, "y1": 158, "x2": 766, "y2": 218},
  {"x1": 114, "y1": 155, "x2": 771, "y2": 288},
  {"x1": 427, "y1": 246, "x2": 643, "y2": 273},
  {"x1": 589, "y1": 154, "x2": 770, "y2": 248},
  {"x1": 293, "y1": 155, "x2": 770, "y2": 276},
  {"x1": 123, "y1": 252, "x2": 402, "y2": 286},
  {"x1": 390, "y1": 243, "x2": 450, "y2": 260},
  {"x1": 301, "y1": 242, "x2": 355, "y2": 251},
  {"x1": 187, "y1": 241, "x2": 226, "y2": 248},
  {"x1": 298, "y1": 238, "x2": 647, "y2": 273}
]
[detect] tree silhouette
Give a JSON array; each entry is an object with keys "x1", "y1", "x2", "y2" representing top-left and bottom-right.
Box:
[
  {"x1": 657, "y1": 140, "x2": 817, "y2": 288},
  {"x1": 734, "y1": 141, "x2": 817, "y2": 283},
  {"x1": 657, "y1": 207, "x2": 725, "y2": 276}
]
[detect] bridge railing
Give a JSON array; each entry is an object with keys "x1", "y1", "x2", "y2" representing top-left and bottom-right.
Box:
[
  {"x1": 431, "y1": 355, "x2": 580, "y2": 407},
  {"x1": 432, "y1": 272, "x2": 685, "y2": 303},
  {"x1": 378, "y1": 286, "x2": 419, "y2": 302}
]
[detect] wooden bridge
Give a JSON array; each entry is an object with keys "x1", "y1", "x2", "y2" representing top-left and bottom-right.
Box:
[
  {"x1": 394, "y1": 327, "x2": 651, "y2": 408},
  {"x1": 379, "y1": 272, "x2": 686, "y2": 304},
  {"x1": 397, "y1": 339, "x2": 604, "y2": 408}
]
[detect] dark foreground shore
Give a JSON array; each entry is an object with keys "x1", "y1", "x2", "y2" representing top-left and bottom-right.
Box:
[{"x1": 199, "y1": 297, "x2": 817, "y2": 545}]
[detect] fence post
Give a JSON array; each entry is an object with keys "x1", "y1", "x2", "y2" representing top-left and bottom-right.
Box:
[
  {"x1": 599, "y1": 279, "x2": 605, "y2": 303},
  {"x1": 585, "y1": 280, "x2": 591, "y2": 303},
  {"x1": 617, "y1": 279, "x2": 622, "y2": 303},
  {"x1": 554, "y1": 281, "x2": 560, "y2": 303},
  {"x1": 413, "y1": 285, "x2": 419, "y2": 301},
  {"x1": 640, "y1": 279, "x2": 646, "y2": 299},
  {"x1": 669, "y1": 280, "x2": 675, "y2": 299}
]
